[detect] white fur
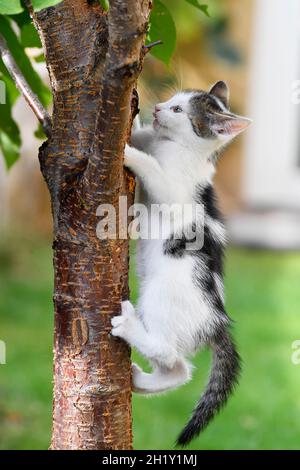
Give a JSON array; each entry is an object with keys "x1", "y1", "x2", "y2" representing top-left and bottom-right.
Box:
[{"x1": 111, "y1": 91, "x2": 246, "y2": 394}]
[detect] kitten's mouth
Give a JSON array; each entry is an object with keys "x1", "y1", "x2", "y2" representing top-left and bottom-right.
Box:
[
  {"x1": 153, "y1": 117, "x2": 160, "y2": 129},
  {"x1": 153, "y1": 112, "x2": 167, "y2": 130}
]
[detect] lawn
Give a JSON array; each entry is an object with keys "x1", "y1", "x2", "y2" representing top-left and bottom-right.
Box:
[{"x1": 0, "y1": 233, "x2": 300, "y2": 450}]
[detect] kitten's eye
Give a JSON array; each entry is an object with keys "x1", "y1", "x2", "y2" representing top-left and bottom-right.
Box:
[{"x1": 172, "y1": 105, "x2": 182, "y2": 113}]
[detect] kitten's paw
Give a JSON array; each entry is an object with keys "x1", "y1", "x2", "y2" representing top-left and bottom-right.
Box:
[
  {"x1": 111, "y1": 315, "x2": 127, "y2": 340},
  {"x1": 111, "y1": 301, "x2": 136, "y2": 339},
  {"x1": 124, "y1": 144, "x2": 134, "y2": 167},
  {"x1": 111, "y1": 315, "x2": 125, "y2": 329}
]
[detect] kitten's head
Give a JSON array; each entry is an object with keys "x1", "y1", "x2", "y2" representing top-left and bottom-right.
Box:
[{"x1": 153, "y1": 81, "x2": 252, "y2": 154}]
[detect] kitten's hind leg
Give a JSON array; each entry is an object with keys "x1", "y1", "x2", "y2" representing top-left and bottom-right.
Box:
[
  {"x1": 112, "y1": 301, "x2": 192, "y2": 394},
  {"x1": 111, "y1": 301, "x2": 177, "y2": 369},
  {"x1": 132, "y1": 359, "x2": 192, "y2": 395}
]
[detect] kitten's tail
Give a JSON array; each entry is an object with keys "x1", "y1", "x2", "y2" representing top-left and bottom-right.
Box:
[{"x1": 176, "y1": 324, "x2": 241, "y2": 447}]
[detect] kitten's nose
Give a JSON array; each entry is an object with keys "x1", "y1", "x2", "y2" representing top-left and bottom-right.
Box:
[{"x1": 155, "y1": 105, "x2": 161, "y2": 113}]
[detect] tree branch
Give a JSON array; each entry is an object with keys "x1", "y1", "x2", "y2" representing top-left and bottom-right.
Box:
[
  {"x1": 0, "y1": 32, "x2": 52, "y2": 137},
  {"x1": 143, "y1": 39, "x2": 163, "y2": 51}
]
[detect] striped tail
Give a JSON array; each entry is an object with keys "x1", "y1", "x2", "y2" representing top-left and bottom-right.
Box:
[{"x1": 176, "y1": 325, "x2": 241, "y2": 446}]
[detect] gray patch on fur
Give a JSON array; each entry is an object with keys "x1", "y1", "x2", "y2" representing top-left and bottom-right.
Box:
[{"x1": 188, "y1": 91, "x2": 229, "y2": 139}]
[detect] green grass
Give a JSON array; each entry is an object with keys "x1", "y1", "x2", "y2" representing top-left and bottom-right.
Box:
[{"x1": 0, "y1": 234, "x2": 300, "y2": 449}]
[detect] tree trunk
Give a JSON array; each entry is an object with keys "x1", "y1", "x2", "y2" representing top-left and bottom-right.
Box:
[{"x1": 28, "y1": 0, "x2": 151, "y2": 450}]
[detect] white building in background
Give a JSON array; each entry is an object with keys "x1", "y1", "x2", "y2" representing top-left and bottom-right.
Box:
[{"x1": 229, "y1": 0, "x2": 300, "y2": 249}]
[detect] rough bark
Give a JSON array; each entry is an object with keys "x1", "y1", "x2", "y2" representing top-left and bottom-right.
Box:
[{"x1": 27, "y1": 0, "x2": 151, "y2": 450}]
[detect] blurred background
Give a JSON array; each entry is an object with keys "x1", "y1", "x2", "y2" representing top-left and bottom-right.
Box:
[{"x1": 1, "y1": 0, "x2": 300, "y2": 450}]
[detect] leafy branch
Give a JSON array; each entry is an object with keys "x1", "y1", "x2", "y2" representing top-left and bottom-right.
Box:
[{"x1": 0, "y1": 32, "x2": 51, "y2": 136}]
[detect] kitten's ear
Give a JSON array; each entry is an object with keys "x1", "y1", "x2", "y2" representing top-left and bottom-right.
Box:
[
  {"x1": 213, "y1": 113, "x2": 252, "y2": 137},
  {"x1": 209, "y1": 81, "x2": 229, "y2": 108}
]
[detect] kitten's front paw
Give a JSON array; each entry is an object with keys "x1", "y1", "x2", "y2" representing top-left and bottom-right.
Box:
[
  {"x1": 111, "y1": 301, "x2": 135, "y2": 341},
  {"x1": 124, "y1": 144, "x2": 137, "y2": 168},
  {"x1": 111, "y1": 315, "x2": 128, "y2": 339}
]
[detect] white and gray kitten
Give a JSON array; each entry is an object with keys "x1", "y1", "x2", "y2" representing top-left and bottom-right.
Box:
[{"x1": 111, "y1": 81, "x2": 251, "y2": 446}]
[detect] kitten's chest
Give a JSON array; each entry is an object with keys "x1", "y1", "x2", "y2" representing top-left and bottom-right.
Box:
[{"x1": 154, "y1": 149, "x2": 208, "y2": 203}]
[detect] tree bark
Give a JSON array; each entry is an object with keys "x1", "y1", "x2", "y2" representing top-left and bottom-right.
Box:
[{"x1": 28, "y1": 0, "x2": 151, "y2": 450}]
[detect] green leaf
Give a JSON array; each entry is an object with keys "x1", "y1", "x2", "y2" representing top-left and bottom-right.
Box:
[
  {"x1": 147, "y1": 0, "x2": 176, "y2": 65},
  {"x1": 0, "y1": 16, "x2": 51, "y2": 107},
  {"x1": 0, "y1": 128, "x2": 21, "y2": 168},
  {"x1": 0, "y1": 0, "x2": 23, "y2": 15},
  {"x1": 33, "y1": 52, "x2": 45, "y2": 63},
  {"x1": 185, "y1": 0, "x2": 210, "y2": 17},
  {"x1": 34, "y1": 123, "x2": 46, "y2": 140},
  {"x1": 0, "y1": 71, "x2": 20, "y2": 105},
  {"x1": 20, "y1": 23, "x2": 42, "y2": 48},
  {"x1": 31, "y1": 0, "x2": 63, "y2": 11},
  {"x1": 98, "y1": 0, "x2": 109, "y2": 11},
  {"x1": 8, "y1": 11, "x2": 31, "y2": 28},
  {"x1": 0, "y1": 74, "x2": 21, "y2": 168}
]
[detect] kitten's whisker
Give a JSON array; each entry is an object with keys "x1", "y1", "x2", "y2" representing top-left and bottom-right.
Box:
[{"x1": 137, "y1": 82, "x2": 160, "y2": 113}]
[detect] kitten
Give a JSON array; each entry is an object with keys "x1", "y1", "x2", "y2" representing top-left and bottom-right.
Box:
[{"x1": 111, "y1": 81, "x2": 252, "y2": 446}]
